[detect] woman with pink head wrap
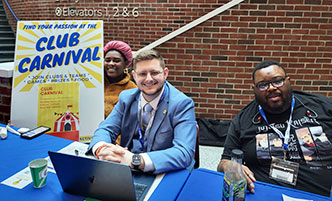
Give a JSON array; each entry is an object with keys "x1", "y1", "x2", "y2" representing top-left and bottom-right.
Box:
[{"x1": 103, "y1": 41, "x2": 137, "y2": 129}]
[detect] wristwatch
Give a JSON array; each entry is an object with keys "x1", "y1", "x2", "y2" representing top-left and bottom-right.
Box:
[{"x1": 132, "y1": 154, "x2": 142, "y2": 170}]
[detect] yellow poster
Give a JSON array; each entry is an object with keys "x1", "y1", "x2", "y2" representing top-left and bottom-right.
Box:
[
  {"x1": 37, "y1": 82, "x2": 79, "y2": 140},
  {"x1": 11, "y1": 20, "x2": 104, "y2": 142}
]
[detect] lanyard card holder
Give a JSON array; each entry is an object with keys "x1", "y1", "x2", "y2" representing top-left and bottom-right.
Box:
[{"x1": 269, "y1": 156, "x2": 299, "y2": 186}]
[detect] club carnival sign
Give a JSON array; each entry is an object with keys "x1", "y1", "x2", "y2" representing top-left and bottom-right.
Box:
[{"x1": 11, "y1": 20, "x2": 104, "y2": 142}]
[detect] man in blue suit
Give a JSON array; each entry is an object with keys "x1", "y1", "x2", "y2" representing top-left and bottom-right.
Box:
[{"x1": 87, "y1": 49, "x2": 197, "y2": 174}]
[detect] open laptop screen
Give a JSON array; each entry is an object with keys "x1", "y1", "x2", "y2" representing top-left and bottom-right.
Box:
[{"x1": 48, "y1": 151, "x2": 155, "y2": 201}]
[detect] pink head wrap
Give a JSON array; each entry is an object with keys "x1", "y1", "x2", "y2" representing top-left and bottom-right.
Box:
[{"x1": 104, "y1": 41, "x2": 133, "y2": 67}]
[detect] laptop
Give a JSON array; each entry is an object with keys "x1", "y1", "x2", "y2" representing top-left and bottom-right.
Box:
[{"x1": 48, "y1": 151, "x2": 156, "y2": 201}]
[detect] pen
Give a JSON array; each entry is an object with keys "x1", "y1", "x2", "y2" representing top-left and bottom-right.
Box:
[{"x1": 6, "y1": 125, "x2": 21, "y2": 136}]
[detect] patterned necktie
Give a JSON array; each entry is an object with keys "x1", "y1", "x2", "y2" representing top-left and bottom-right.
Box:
[{"x1": 142, "y1": 103, "x2": 153, "y2": 130}]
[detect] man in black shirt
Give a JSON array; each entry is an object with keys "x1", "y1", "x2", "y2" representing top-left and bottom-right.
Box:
[{"x1": 217, "y1": 60, "x2": 332, "y2": 196}]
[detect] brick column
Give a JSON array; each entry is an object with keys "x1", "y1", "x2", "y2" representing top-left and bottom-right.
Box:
[{"x1": 0, "y1": 77, "x2": 12, "y2": 124}]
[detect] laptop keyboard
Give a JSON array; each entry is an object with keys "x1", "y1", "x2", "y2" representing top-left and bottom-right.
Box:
[{"x1": 134, "y1": 182, "x2": 147, "y2": 200}]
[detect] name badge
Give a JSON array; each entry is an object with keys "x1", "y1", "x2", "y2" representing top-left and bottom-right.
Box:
[{"x1": 269, "y1": 157, "x2": 299, "y2": 186}]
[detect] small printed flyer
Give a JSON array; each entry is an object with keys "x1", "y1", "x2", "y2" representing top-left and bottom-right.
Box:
[
  {"x1": 38, "y1": 82, "x2": 79, "y2": 141},
  {"x1": 11, "y1": 20, "x2": 104, "y2": 142}
]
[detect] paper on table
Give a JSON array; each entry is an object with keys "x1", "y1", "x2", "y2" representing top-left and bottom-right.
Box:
[
  {"x1": 282, "y1": 194, "x2": 313, "y2": 201},
  {"x1": 1, "y1": 167, "x2": 32, "y2": 189},
  {"x1": 57, "y1": 141, "x2": 94, "y2": 159}
]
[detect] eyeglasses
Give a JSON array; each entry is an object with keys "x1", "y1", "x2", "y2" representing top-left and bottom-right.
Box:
[
  {"x1": 255, "y1": 77, "x2": 286, "y2": 91},
  {"x1": 135, "y1": 70, "x2": 163, "y2": 79}
]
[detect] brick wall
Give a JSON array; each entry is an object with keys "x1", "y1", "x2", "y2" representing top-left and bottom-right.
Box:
[
  {"x1": 2, "y1": 0, "x2": 332, "y2": 122},
  {"x1": 0, "y1": 77, "x2": 12, "y2": 124}
]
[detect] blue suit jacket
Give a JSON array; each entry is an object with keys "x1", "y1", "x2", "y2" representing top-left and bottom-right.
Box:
[{"x1": 87, "y1": 81, "x2": 197, "y2": 173}]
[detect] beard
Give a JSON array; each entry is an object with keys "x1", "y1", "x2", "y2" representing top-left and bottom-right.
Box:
[{"x1": 255, "y1": 85, "x2": 293, "y2": 114}]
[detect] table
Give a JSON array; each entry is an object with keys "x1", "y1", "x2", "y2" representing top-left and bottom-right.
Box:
[
  {"x1": 176, "y1": 168, "x2": 330, "y2": 201},
  {"x1": 0, "y1": 123, "x2": 189, "y2": 201}
]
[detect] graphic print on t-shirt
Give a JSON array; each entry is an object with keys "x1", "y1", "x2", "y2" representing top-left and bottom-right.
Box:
[
  {"x1": 268, "y1": 133, "x2": 284, "y2": 158},
  {"x1": 295, "y1": 126, "x2": 332, "y2": 166},
  {"x1": 256, "y1": 134, "x2": 270, "y2": 159},
  {"x1": 256, "y1": 133, "x2": 284, "y2": 159},
  {"x1": 256, "y1": 114, "x2": 332, "y2": 169}
]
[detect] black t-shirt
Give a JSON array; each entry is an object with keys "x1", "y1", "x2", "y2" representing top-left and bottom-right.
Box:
[{"x1": 222, "y1": 90, "x2": 332, "y2": 196}]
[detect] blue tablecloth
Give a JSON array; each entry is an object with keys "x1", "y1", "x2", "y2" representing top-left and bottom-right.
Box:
[
  {"x1": 176, "y1": 168, "x2": 330, "y2": 201},
  {"x1": 0, "y1": 123, "x2": 189, "y2": 201}
]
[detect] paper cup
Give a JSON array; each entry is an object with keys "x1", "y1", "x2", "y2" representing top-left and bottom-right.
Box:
[{"x1": 29, "y1": 159, "x2": 48, "y2": 188}]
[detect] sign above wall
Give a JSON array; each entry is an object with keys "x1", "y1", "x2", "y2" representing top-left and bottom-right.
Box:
[
  {"x1": 54, "y1": 0, "x2": 139, "y2": 18},
  {"x1": 11, "y1": 20, "x2": 104, "y2": 142}
]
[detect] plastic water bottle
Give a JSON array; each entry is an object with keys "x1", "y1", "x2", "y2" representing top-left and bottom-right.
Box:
[{"x1": 222, "y1": 149, "x2": 247, "y2": 201}]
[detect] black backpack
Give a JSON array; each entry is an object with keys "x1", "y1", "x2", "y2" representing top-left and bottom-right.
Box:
[{"x1": 196, "y1": 117, "x2": 230, "y2": 147}]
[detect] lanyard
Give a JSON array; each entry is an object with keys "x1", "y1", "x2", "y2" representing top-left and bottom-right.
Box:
[
  {"x1": 136, "y1": 83, "x2": 167, "y2": 151},
  {"x1": 258, "y1": 95, "x2": 295, "y2": 150}
]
